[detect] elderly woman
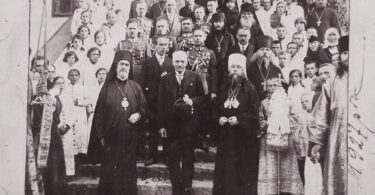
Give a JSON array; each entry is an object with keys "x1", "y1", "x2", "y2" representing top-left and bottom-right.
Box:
[{"x1": 322, "y1": 27, "x2": 340, "y2": 61}]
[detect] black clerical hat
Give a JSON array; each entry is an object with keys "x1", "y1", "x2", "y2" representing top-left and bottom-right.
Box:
[
  {"x1": 309, "y1": 35, "x2": 319, "y2": 43},
  {"x1": 254, "y1": 35, "x2": 273, "y2": 52},
  {"x1": 240, "y1": 3, "x2": 255, "y2": 15},
  {"x1": 211, "y1": 12, "x2": 226, "y2": 23}
]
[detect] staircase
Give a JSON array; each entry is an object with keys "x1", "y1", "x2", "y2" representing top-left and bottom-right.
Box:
[{"x1": 67, "y1": 147, "x2": 216, "y2": 195}]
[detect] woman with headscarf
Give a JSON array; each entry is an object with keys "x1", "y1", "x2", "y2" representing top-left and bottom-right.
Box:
[
  {"x1": 305, "y1": 35, "x2": 331, "y2": 67},
  {"x1": 88, "y1": 51, "x2": 147, "y2": 195},
  {"x1": 322, "y1": 27, "x2": 340, "y2": 61}
]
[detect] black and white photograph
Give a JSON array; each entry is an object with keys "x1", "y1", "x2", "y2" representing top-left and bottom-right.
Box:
[{"x1": 1, "y1": 0, "x2": 374, "y2": 194}]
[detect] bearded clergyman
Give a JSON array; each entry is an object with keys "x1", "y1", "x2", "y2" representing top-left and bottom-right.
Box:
[
  {"x1": 88, "y1": 51, "x2": 147, "y2": 195},
  {"x1": 213, "y1": 53, "x2": 260, "y2": 195},
  {"x1": 247, "y1": 35, "x2": 284, "y2": 100}
]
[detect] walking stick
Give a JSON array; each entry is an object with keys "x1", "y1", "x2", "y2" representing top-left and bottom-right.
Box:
[{"x1": 277, "y1": 151, "x2": 280, "y2": 195}]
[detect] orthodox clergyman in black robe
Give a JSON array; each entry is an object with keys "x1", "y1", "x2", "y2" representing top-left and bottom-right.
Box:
[
  {"x1": 213, "y1": 53, "x2": 260, "y2": 195},
  {"x1": 247, "y1": 35, "x2": 284, "y2": 100},
  {"x1": 88, "y1": 51, "x2": 147, "y2": 195}
]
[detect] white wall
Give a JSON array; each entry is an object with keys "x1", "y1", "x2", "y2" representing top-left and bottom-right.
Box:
[
  {"x1": 348, "y1": 0, "x2": 375, "y2": 194},
  {"x1": 30, "y1": 0, "x2": 69, "y2": 57},
  {"x1": 0, "y1": 1, "x2": 29, "y2": 194}
]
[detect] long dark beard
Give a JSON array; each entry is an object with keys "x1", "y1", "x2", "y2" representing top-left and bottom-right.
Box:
[
  {"x1": 257, "y1": 55, "x2": 270, "y2": 68},
  {"x1": 229, "y1": 73, "x2": 244, "y2": 88}
]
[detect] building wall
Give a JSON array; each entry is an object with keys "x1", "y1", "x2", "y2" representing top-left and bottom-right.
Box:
[{"x1": 30, "y1": 0, "x2": 69, "y2": 57}]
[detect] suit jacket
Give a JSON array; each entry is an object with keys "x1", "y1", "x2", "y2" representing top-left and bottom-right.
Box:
[
  {"x1": 157, "y1": 14, "x2": 183, "y2": 38},
  {"x1": 158, "y1": 70, "x2": 205, "y2": 137},
  {"x1": 142, "y1": 54, "x2": 174, "y2": 117}
]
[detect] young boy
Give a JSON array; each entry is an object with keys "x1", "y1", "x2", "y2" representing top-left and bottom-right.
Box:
[
  {"x1": 66, "y1": 69, "x2": 90, "y2": 158},
  {"x1": 302, "y1": 60, "x2": 318, "y2": 92}
]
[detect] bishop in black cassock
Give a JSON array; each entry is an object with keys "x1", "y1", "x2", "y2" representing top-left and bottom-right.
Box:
[
  {"x1": 88, "y1": 51, "x2": 147, "y2": 195},
  {"x1": 213, "y1": 53, "x2": 260, "y2": 195}
]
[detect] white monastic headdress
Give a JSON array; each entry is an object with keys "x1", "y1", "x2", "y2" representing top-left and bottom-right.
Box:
[{"x1": 228, "y1": 53, "x2": 247, "y2": 78}]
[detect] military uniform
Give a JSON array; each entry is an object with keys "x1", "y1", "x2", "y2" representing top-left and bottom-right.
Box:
[
  {"x1": 187, "y1": 45, "x2": 218, "y2": 149},
  {"x1": 116, "y1": 38, "x2": 151, "y2": 84},
  {"x1": 194, "y1": 21, "x2": 212, "y2": 35},
  {"x1": 137, "y1": 17, "x2": 154, "y2": 40},
  {"x1": 176, "y1": 32, "x2": 195, "y2": 51},
  {"x1": 187, "y1": 45, "x2": 218, "y2": 95},
  {"x1": 149, "y1": 35, "x2": 178, "y2": 57}
]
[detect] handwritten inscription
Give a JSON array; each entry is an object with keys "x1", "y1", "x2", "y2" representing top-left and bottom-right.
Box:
[{"x1": 348, "y1": 37, "x2": 375, "y2": 176}]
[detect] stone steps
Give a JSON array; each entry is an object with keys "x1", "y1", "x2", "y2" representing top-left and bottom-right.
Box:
[
  {"x1": 69, "y1": 147, "x2": 216, "y2": 194},
  {"x1": 67, "y1": 177, "x2": 213, "y2": 195},
  {"x1": 77, "y1": 162, "x2": 215, "y2": 180}
]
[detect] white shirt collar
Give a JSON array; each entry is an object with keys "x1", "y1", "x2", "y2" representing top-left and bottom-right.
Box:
[
  {"x1": 239, "y1": 43, "x2": 249, "y2": 50},
  {"x1": 175, "y1": 70, "x2": 185, "y2": 77}
]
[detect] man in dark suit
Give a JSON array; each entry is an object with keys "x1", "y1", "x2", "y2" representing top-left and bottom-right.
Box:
[
  {"x1": 179, "y1": 0, "x2": 199, "y2": 19},
  {"x1": 142, "y1": 36, "x2": 175, "y2": 166},
  {"x1": 158, "y1": 51, "x2": 205, "y2": 195},
  {"x1": 226, "y1": 26, "x2": 255, "y2": 85}
]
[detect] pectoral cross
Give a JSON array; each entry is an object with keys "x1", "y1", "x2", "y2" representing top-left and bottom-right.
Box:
[
  {"x1": 217, "y1": 46, "x2": 221, "y2": 53},
  {"x1": 317, "y1": 20, "x2": 322, "y2": 26},
  {"x1": 261, "y1": 80, "x2": 267, "y2": 91}
]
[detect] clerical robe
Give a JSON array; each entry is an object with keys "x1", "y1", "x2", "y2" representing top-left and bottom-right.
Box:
[
  {"x1": 257, "y1": 97, "x2": 304, "y2": 195},
  {"x1": 309, "y1": 72, "x2": 348, "y2": 195},
  {"x1": 213, "y1": 79, "x2": 260, "y2": 195},
  {"x1": 88, "y1": 78, "x2": 147, "y2": 195},
  {"x1": 247, "y1": 62, "x2": 284, "y2": 100}
]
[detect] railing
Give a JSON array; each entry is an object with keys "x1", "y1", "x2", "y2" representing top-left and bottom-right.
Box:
[{"x1": 39, "y1": 17, "x2": 72, "y2": 64}]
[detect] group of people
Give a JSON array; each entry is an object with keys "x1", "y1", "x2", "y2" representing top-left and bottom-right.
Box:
[{"x1": 27, "y1": 0, "x2": 349, "y2": 195}]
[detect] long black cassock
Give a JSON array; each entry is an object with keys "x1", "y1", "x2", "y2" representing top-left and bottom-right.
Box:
[
  {"x1": 213, "y1": 79, "x2": 260, "y2": 195},
  {"x1": 88, "y1": 78, "x2": 147, "y2": 195}
]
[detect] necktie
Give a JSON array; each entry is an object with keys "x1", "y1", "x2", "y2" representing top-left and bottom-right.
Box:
[
  {"x1": 177, "y1": 74, "x2": 183, "y2": 85},
  {"x1": 159, "y1": 56, "x2": 164, "y2": 65},
  {"x1": 241, "y1": 45, "x2": 246, "y2": 53}
]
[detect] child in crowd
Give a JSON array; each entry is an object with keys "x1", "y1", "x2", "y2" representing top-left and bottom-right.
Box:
[
  {"x1": 56, "y1": 51, "x2": 83, "y2": 84},
  {"x1": 302, "y1": 61, "x2": 318, "y2": 92},
  {"x1": 287, "y1": 69, "x2": 307, "y2": 114},
  {"x1": 66, "y1": 69, "x2": 90, "y2": 157},
  {"x1": 87, "y1": 68, "x2": 108, "y2": 148},
  {"x1": 77, "y1": 25, "x2": 94, "y2": 50},
  {"x1": 71, "y1": 0, "x2": 90, "y2": 36}
]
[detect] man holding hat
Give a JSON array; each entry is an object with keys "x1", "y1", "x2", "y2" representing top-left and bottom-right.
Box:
[
  {"x1": 213, "y1": 53, "x2": 260, "y2": 195},
  {"x1": 309, "y1": 35, "x2": 349, "y2": 195},
  {"x1": 88, "y1": 51, "x2": 147, "y2": 195},
  {"x1": 247, "y1": 35, "x2": 284, "y2": 100},
  {"x1": 158, "y1": 51, "x2": 205, "y2": 195}
]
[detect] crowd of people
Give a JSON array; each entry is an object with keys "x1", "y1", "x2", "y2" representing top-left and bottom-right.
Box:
[{"x1": 27, "y1": 0, "x2": 349, "y2": 195}]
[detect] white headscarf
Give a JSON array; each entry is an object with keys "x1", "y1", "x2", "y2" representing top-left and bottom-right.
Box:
[{"x1": 323, "y1": 27, "x2": 340, "y2": 48}]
